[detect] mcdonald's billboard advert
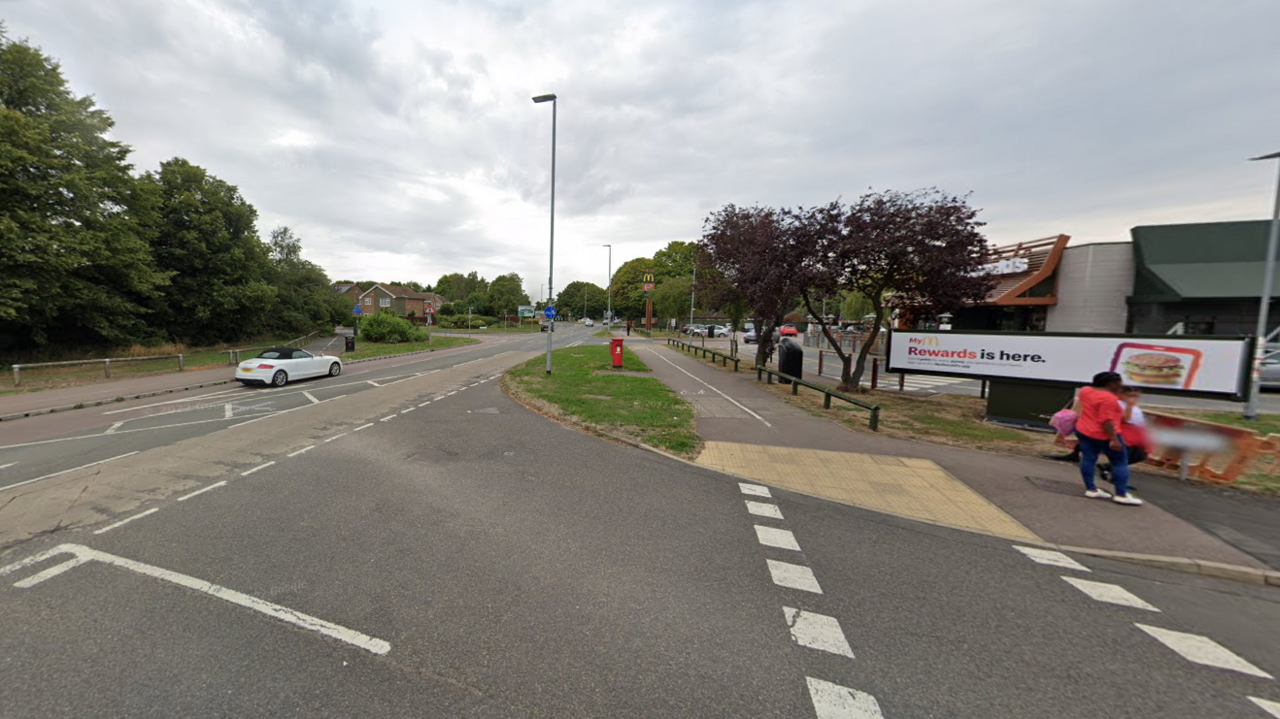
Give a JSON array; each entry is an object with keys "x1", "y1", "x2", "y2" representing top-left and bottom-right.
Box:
[{"x1": 887, "y1": 330, "x2": 1251, "y2": 397}]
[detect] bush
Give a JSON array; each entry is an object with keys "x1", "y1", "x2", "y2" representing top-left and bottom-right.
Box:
[{"x1": 360, "y1": 312, "x2": 428, "y2": 343}]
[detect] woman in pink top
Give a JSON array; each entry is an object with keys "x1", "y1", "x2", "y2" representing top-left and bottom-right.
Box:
[{"x1": 1074, "y1": 371, "x2": 1142, "y2": 506}]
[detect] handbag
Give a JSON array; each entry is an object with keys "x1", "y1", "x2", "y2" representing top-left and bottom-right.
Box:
[{"x1": 1049, "y1": 393, "x2": 1079, "y2": 437}]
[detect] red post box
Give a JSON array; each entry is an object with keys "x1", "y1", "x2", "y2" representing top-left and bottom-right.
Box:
[{"x1": 610, "y1": 337, "x2": 624, "y2": 368}]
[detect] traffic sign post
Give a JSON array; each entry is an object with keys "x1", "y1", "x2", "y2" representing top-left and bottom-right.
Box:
[
  {"x1": 353, "y1": 304, "x2": 362, "y2": 337},
  {"x1": 544, "y1": 306, "x2": 556, "y2": 320}
]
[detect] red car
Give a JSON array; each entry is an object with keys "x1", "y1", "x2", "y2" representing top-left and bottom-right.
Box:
[{"x1": 779, "y1": 324, "x2": 798, "y2": 336}]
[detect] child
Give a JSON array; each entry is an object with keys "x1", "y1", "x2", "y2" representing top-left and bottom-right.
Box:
[{"x1": 1099, "y1": 386, "x2": 1150, "y2": 484}]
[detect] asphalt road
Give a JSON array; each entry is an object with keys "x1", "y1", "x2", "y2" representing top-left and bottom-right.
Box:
[{"x1": 1, "y1": 326, "x2": 1279, "y2": 717}]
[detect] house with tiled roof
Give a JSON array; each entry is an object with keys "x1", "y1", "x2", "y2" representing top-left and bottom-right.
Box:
[{"x1": 357, "y1": 285, "x2": 449, "y2": 323}]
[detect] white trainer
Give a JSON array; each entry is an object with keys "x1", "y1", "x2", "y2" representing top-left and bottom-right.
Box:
[
  {"x1": 1085, "y1": 489, "x2": 1113, "y2": 499},
  {"x1": 1113, "y1": 494, "x2": 1144, "y2": 506}
]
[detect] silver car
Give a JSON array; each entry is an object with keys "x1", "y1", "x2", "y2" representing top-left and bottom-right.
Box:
[{"x1": 1261, "y1": 351, "x2": 1280, "y2": 389}]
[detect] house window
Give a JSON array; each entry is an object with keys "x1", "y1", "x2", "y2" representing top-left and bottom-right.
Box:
[
  {"x1": 380, "y1": 297, "x2": 391, "y2": 308},
  {"x1": 364, "y1": 297, "x2": 372, "y2": 305}
]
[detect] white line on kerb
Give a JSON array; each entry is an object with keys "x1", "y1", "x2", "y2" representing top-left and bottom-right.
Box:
[
  {"x1": 1135, "y1": 624, "x2": 1273, "y2": 678},
  {"x1": 177, "y1": 481, "x2": 227, "y2": 501},
  {"x1": 1013, "y1": 545, "x2": 1090, "y2": 572},
  {"x1": 353, "y1": 423, "x2": 374, "y2": 432},
  {"x1": 806, "y1": 677, "x2": 885, "y2": 719},
  {"x1": 1060, "y1": 576, "x2": 1159, "y2": 611},
  {"x1": 1251, "y1": 697, "x2": 1280, "y2": 718},
  {"x1": 287, "y1": 445, "x2": 316, "y2": 458},
  {"x1": 767, "y1": 560, "x2": 823, "y2": 594},
  {"x1": 302, "y1": 391, "x2": 320, "y2": 405},
  {"x1": 0, "y1": 452, "x2": 139, "y2": 493},
  {"x1": 784, "y1": 607, "x2": 854, "y2": 658},
  {"x1": 324, "y1": 433, "x2": 348, "y2": 442},
  {"x1": 241, "y1": 461, "x2": 275, "y2": 477},
  {"x1": 0, "y1": 544, "x2": 391, "y2": 655},
  {"x1": 93, "y1": 508, "x2": 159, "y2": 535},
  {"x1": 645, "y1": 348, "x2": 772, "y2": 427}
]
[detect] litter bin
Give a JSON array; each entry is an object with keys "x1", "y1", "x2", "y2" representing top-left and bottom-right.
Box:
[
  {"x1": 610, "y1": 337, "x2": 625, "y2": 368},
  {"x1": 345, "y1": 335, "x2": 356, "y2": 353},
  {"x1": 778, "y1": 337, "x2": 803, "y2": 385}
]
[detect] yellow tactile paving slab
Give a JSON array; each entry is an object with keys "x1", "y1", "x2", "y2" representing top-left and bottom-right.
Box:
[{"x1": 696, "y1": 441, "x2": 1041, "y2": 542}]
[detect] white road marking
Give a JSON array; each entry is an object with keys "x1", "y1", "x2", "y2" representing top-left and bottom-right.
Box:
[
  {"x1": 419, "y1": 401, "x2": 432, "y2": 407},
  {"x1": 453, "y1": 358, "x2": 485, "y2": 368},
  {"x1": 13, "y1": 556, "x2": 92, "y2": 588},
  {"x1": 177, "y1": 481, "x2": 227, "y2": 501},
  {"x1": 0, "y1": 451, "x2": 139, "y2": 493},
  {"x1": 224, "y1": 403, "x2": 234, "y2": 419},
  {"x1": 755, "y1": 525, "x2": 801, "y2": 551},
  {"x1": 324, "y1": 433, "x2": 348, "y2": 442},
  {"x1": 1060, "y1": 576, "x2": 1159, "y2": 611},
  {"x1": 1013, "y1": 545, "x2": 1090, "y2": 572},
  {"x1": 806, "y1": 677, "x2": 885, "y2": 719},
  {"x1": 367, "y1": 380, "x2": 381, "y2": 387},
  {"x1": 380, "y1": 415, "x2": 396, "y2": 422},
  {"x1": 739, "y1": 482, "x2": 771, "y2": 497},
  {"x1": 0, "y1": 544, "x2": 391, "y2": 655},
  {"x1": 745, "y1": 500, "x2": 783, "y2": 519},
  {"x1": 469, "y1": 383, "x2": 481, "y2": 387},
  {"x1": 784, "y1": 607, "x2": 855, "y2": 658},
  {"x1": 767, "y1": 560, "x2": 823, "y2": 593},
  {"x1": 0, "y1": 462, "x2": 17, "y2": 470},
  {"x1": 241, "y1": 461, "x2": 276, "y2": 476},
  {"x1": 287, "y1": 445, "x2": 316, "y2": 458},
  {"x1": 446, "y1": 391, "x2": 457, "y2": 396},
  {"x1": 105, "y1": 421, "x2": 124, "y2": 434},
  {"x1": 646, "y1": 348, "x2": 772, "y2": 427},
  {"x1": 302, "y1": 391, "x2": 320, "y2": 404},
  {"x1": 1135, "y1": 624, "x2": 1273, "y2": 678},
  {"x1": 1250, "y1": 697, "x2": 1280, "y2": 718},
  {"x1": 400, "y1": 407, "x2": 415, "y2": 414},
  {"x1": 353, "y1": 423, "x2": 374, "y2": 432},
  {"x1": 93, "y1": 508, "x2": 159, "y2": 535}
]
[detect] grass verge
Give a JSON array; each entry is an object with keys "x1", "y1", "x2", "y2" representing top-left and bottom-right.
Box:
[
  {"x1": 504, "y1": 344, "x2": 700, "y2": 458},
  {"x1": 343, "y1": 336, "x2": 477, "y2": 361}
]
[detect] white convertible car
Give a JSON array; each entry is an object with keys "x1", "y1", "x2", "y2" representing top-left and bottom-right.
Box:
[{"x1": 236, "y1": 347, "x2": 342, "y2": 387}]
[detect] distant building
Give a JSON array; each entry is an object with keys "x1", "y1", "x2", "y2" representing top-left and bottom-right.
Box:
[
  {"x1": 331, "y1": 283, "x2": 364, "y2": 307},
  {"x1": 356, "y1": 285, "x2": 448, "y2": 324}
]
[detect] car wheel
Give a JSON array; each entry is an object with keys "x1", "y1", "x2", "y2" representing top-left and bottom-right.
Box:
[
  {"x1": 272, "y1": 370, "x2": 288, "y2": 387},
  {"x1": 329, "y1": 362, "x2": 341, "y2": 377}
]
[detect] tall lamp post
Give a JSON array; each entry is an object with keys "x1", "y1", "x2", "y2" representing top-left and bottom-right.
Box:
[
  {"x1": 1246, "y1": 150, "x2": 1280, "y2": 421},
  {"x1": 533, "y1": 92, "x2": 557, "y2": 373},
  {"x1": 603, "y1": 243, "x2": 612, "y2": 328}
]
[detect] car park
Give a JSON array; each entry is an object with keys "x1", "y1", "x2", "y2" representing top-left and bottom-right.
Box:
[{"x1": 236, "y1": 347, "x2": 341, "y2": 387}]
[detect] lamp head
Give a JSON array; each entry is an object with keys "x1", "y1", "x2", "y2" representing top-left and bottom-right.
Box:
[{"x1": 532, "y1": 93, "x2": 557, "y2": 103}]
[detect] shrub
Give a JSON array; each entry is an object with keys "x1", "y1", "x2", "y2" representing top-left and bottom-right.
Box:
[{"x1": 360, "y1": 312, "x2": 426, "y2": 343}]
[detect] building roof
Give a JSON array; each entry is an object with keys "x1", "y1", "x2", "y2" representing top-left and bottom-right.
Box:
[
  {"x1": 977, "y1": 234, "x2": 1070, "y2": 306},
  {"x1": 1130, "y1": 220, "x2": 1277, "y2": 301},
  {"x1": 332, "y1": 283, "x2": 362, "y2": 293}
]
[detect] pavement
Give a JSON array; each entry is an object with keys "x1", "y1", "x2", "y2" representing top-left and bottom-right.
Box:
[
  {"x1": 2, "y1": 325, "x2": 1280, "y2": 717},
  {"x1": 637, "y1": 336, "x2": 1280, "y2": 576}
]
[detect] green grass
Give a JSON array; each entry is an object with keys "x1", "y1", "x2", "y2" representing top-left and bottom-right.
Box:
[
  {"x1": 1170, "y1": 410, "x2": 1280, "y2": 436},
  {"x1": 343, "y1": 336, "x2": 477, "y2": 361},
  {"x1": 505, "y1": 344, "x2": 699, "y2": 457}
]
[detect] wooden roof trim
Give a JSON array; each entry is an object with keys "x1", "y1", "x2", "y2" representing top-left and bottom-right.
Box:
[{"x1": 991, "y1": 234, "x2": 1070, "y2": 306}]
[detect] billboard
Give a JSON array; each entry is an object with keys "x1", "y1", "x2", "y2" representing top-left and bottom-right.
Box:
[
  {"x1": 886, "y1": 331, "x2": 1252, "y2": 398},
  {"x1": 518, "y1": 305, "x2": 534, "y2": 318}
]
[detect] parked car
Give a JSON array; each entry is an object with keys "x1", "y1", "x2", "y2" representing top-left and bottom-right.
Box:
[
  {"x1": 779, "y1": 324, "x2": 799, "y2": 336},
  {"x1": 744, "y1": 328, "x2": 758, "y2": 344},
  {"x1": 585, "y1": 318, "x2": 594, "y2": 327},
  {"x1": 236, "y1": 347, "x2": 341, "y2": 387}
]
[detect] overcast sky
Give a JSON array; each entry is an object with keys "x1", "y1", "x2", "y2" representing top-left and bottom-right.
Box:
[{"x1": 6, "y1": 0, "x2": 1280, "y2": 302}]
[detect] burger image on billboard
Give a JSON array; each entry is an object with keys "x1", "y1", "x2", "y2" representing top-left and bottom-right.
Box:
[{"x1": 1121, "y1": 352, "x2": 1185, "y2": 385}]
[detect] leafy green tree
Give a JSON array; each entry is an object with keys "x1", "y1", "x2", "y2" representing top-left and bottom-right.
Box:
[
  {"x1": 461, "y1": 290, "x2": 489, "y2": 315},
  {"x1": 139, "y1": 157, "x2": 276, "y2": 344},
  {"x1": 486, "y1": 272, "x2": 529, "y2": 317},
  {"x1": 651, "y1": 276, "x2": 693, "y2": 325},
  {"x1": 554, "y1": 280, "x2": 607, "y2": 320},
  {"x1": 652, "y1": 240, "x2": 696, "y2": 280},
  {"x1": 265, "y1": 226, "x2": 339, "y2": 335},
  {"x1": 0, "y1": 28, "x2": 169, "y2": 349},
  {"x1": 608, "y1": 257, "x2": 652, "y2": 321}
]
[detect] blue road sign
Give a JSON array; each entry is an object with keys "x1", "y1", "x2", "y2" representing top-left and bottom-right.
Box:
[
  {"x1": 544, "y1": 306, "x2": 556, "y2": 319},
  {"x1": 353, "y1": 304, "x2": 363, "y2": 316}
]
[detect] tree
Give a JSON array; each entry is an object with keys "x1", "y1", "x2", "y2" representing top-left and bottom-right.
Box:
[
  {"x1": 802, "y1": 190, "x2": 993, "y2": 390},
  {"x1": 651, "y1": 276, "x2": 692, "y2": 325},
  {"x1": 461, "y1": 290, "x2": 489, "y2": 315},
  {"x1": 608, "y1": 258, "x2": 652, "y2": 322},
  {"x1": 0, "y1": 28, "x2": 169, "y2": 349},
  {"x1": 433, "y1": 271, "x2": 487, "y2": 302},
  {"x1": 652, "y1": 240, "x2": 696, "y2": 280},
  {"x1": 139, "y1": 157, "x2": 276, "y2": 345},
  {"x1": 554, "y1": 280, "x2": 607, "y2": 320},
  {"x1": 486, "y1": 272, "x2": 529, "y2": 317},
  {"x1": 701, "y1": 205, "x2": 807, "y2": 368},
  {"x1": 265, "y1": 226, "x2": 341, "y2": 335}
]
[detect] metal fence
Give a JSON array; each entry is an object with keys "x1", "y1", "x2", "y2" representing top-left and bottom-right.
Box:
[
  {"x1": 13, "y1": 354, "x2": 184, "y2": 386},
  {"x1": 222, "y1": 331, "x2": 321, "y2": 365}
]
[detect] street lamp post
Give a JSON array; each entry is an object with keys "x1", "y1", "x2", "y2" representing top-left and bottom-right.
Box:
[
  {"x1": 533, "y1": 93, "x2": 557, "y2": 374},
  {"x1": 1246, "y1": 150, "x2": 1280, "y2": 421},
  {"x1": 689, "y1": 260, "x2": 696, "y2": 336},
  {"x1": 603, "y1": 244, "x2": 612, "y2": 328}
]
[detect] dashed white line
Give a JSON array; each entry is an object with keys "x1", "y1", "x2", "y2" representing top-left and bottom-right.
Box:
[
  {"x1": 755, "y1": 525, "x2": 801, "y2": 551},
  {"x1": 1135, "y1": 624, "x2": 1273, "y2": 678},
  {"x1": 446, "y1": 391, "x2": 457, "y2": 396},
  {"x1": 806, "y1": 677, "x2": 885, "y2": 719},
  {"x1": 367, "y1": 380, "x2": 382, "y2": 387},
  {"x1": 453, "y1": 358, "x2": 484, "y2": 368},
  {"x1": 287, "y1": 445, "x2": 316, "y2": 458},
  {"x1": 1251, "y1": 697, "x2": 1280, "y2": 718},
  {"x1": 302, "y1": 391, "x2": 320, "y2": 404},
  {"x1": 380, "y1": 415, "x2": 396, "y2": 422},
  {"x1": 1013, "y1": 545, "x2": 1090, "y2": 572},
  {"x1": 105, "y1": 421, "x2": 124, "y2": 434},
  {"x1": 353, "y1": 423, "x2": 374, "y2": 432},
  {"x1": 325, "y1": 433, "x2": 348, "y2": 442},
  {"x1": 419, "y1": 401, "x2": 432, "y2": 407},
  {"x1": 767, "y1": 560, "x2": 823, "y2": 593},
  {"x1": 784, "y1": 607, "x2": 855, "y2": 658},
  {"x1": 93, "y1": 508, "x2": 159, "y2": 535},
  {"x1": 1060, "y1": 576, "x2": 1159, "y2": 611},
  {"x1": 646, "y1": 348, "x2": 772, "y2": 427},
  {"x1": 469, "y1": 383, "x2": 481, "y2": 387},
  {"x1": 241, "y1": 461, "x2": 276, "y2": 476},
  {"x1": 745, "y1": 500, "x2": 783, "y2": 519},
  {"x1": 739, "y1": 482, "x2": 771, "y2": 498},
  {"x1": 177, "y1": 481, "x2": 227, "y2": 501},
  {"x1": 0, "y1": 462, "x2": 18, "y2": 470},
  {"x1": 0, "y1": 451, "x2": 139, "y2": 493},
  {"x1": 401, "y1": 407, "x2": 415, "y2": 414}
]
